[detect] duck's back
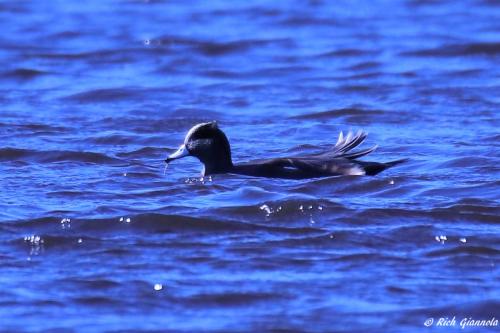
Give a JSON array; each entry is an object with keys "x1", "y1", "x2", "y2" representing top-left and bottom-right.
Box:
[
  {"x1": 231, "y1": 157, "x2": 367, "y2": 179},
  {"x1": 228, "y1": 130, "x2": 406, "y2": 179}
]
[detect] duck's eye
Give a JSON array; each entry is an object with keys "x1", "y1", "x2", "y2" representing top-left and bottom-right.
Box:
[{"x1": 187, "y1": 138, "x2": 212, "y2": 151}]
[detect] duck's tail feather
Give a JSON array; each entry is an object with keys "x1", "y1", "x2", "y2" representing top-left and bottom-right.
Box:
[
  {"x1": 343, "y1": 145, "x2": 378, "y2": 160},
  {"x1": 385, "y1": 158, "x2": 409, "y2": 168},
  {"x1": 334, "y1": 130, "x2": 367, "y2": 154},
  {"x1": 361, "y1": 158, "x2": 409, "y2": 176}
]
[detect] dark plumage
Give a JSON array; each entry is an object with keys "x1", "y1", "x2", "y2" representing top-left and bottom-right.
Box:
[{"x1": 165, "y1": 121, "x2": 407, "y2": 179}]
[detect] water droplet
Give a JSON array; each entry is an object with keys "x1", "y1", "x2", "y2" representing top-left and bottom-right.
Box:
[
  {"x1": 389, "y1": 179, "x2": 395, "y2": 185},
  {"x1": 123, "y1": 173, "x2": 127, "y2": 177},
  {"x1": 24, "y1": 234, "x2": 44, "y2": 255},
  {"x1": 60, "y1": 218, "x2": 71, "y2": 229},
  {"x1": 24, "y1": 235, "x2": 44, "y2": 245},
  {"x1": 435, "y1": 235, "x2": 447, "y2": 244},
  {"x1": 126, "y1": 218, "x2": 131, "y2": 223},
  {"x1": 329, "y1": 234, "x2": 334, "y2": 239},
  {"x1": 78, "y1": 238, "x2": 83, "y2": 244},
  {"x1": 154, "y1": 283, "x2": 163, "y2": 291},
  {"x1": 119, "y1": 217, "x2": 124, "y2": 222},
  {"x1": 259, "y1": 204, "x2": 272, "y2": 216},
  {"x1": 318, "y1": 206, "x2": 323, "y2": 211},
  {"x1": 459, "y1": 237, "x2": 467, "y2": 243}
]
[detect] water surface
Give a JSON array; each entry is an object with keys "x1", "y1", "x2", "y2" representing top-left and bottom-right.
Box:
[{"x1": 0, "y1": 0, "x2": 499, "y2": 332}]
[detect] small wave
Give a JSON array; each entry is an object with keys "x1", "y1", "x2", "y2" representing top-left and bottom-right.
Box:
[
  {"x1": 443, "y1": 68, "x2": 484, "y2": 78},
  {"x1": 282, "y1": 143, "x2": 322, "y2": 156},
  {"x1": 279, "y1": 16, "x2": 338, "y2": 27},
  {"x1": 403, "y1": 42, "x2": 500, "y2": 57},
  {"x1": 318, "y1": 48, "x2": 378, "y2": 57},
  {"x1": 116, "y1": 147, "x2": 165, "y2": 159},
  {"x1": 436, "y1": 156, "x2": 494, "y2": 168},
  {"x1": 157, "y1": 35, "x2": 293, "y2": 57},
  {"x1": 90, "y1": 134, "x2": 136, "y2": 145},
  {"x1": 196, "y1": 40, "x2": 257, "y2": 56},
  {"x1": 485, "y1": 133, "x2": 500, "y2": 145},
  {"x1": 356, "y1": 203, "x2": 499, "y2": 224},
  {"x1": 337, "y1": 84, "x2": 380, "y2": 93},
  {"x1": 14, "y1": 123, "x2": 67, "y2": 132},
  {"x1": 0, "y1": 148, "x2": 32, "y2": 160},
  {"x1": 7, "y1": 213, "x2": 326, "y2": 236},
  {"x1": 333, "y1": 252, "x2": 409, "y2": 263},
  {"x1": 61, "y1": 87, "x2": 147, "y2": 103},
  {"x1": 426, "y1": 245, "x2": 500, "y2": 258},
  {"x1": 32, "y1": 47, "x2": 153, "y2": 64},
  {"x1": 201, "y1": 69, "x2": 242, "y2": 79},
  {"x1": 95, "y1": 110, "x2": 222, "y2": 133},
  {"x1": 72, "y1": 296, "x2": 120, "y2": 306},
  {"x1": 185, "y1": 291, "x2": 286, "y2": 307},
  {"x1": 0, "y1": 2, "x2": 27, "y2": 13},
  {"x1": 46, "y1": 191, "x2": 94, "y2": 198},
  {"x1": 291, "y1": 107, "x2": 384, "y2": 120},
  {"x1": 202, "y1": 66, "x2": 313, "y2": 79},
  {"x1": 196, "y1": 38, "x2": 293, "y2": 56},
  {"x1": 211, "y1": 199, "x2": 343, "y2": 223},
  {"x1": 431, "y1": 203, "x2": 500, "y2": 223},
  {"x1": 69, "y1": 278, "x2": 121, "y2": 290},
  {"x1": 342, "y1": 72, "x2": 382, "y2": 80},
  {"x1": 50, "y1": 30, "x2": 82, "y2": 39},
  {"x1": 346, "y1": 61, "x2": 382, "y2": 71},
  {"x1": 0, "y1": 147, "x2": 123, "y2": 165},
  {"x1": 481, "y1": 0, "x2": 500, "y2": 5},
  {"x1": 386, "y1": 285, "x2": 412, "y2": 294},
  {"x1": 41, "y1": 151, "x2": 122, "y2": 165},
  {"x1": 3, "y1": 68, "x2": 49, "y2": 80}
]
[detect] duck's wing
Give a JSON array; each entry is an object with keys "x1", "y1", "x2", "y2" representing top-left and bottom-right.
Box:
[
  {"x1": 303, "y1": 130, "x2": 378, "y2": 160},
  {"x1": 231, "y1": 157, "x2": 365, "y2": 179}
]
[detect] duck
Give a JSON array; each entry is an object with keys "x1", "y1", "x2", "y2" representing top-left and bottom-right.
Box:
[{"x1": 165, "y1": 121, "x2": 407, "y2": 179}]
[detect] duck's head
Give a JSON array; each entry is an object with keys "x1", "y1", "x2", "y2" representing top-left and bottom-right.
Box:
[{"x1": 165, "y1": 121, "x2": 233, "y2": 175}]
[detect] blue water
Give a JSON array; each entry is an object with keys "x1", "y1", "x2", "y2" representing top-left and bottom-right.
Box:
[{"x1": 1, "y1": 0, "x2": 499, "y2": 332}]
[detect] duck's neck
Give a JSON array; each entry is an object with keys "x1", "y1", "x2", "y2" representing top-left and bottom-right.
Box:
[{"x1": 202, "y1": 158, "x2": 233, "y2": 176}]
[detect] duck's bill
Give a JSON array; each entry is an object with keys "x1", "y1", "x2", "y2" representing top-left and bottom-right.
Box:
[{"x1": 165, "y1": 144, "x2": 189, "y2": 163}]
